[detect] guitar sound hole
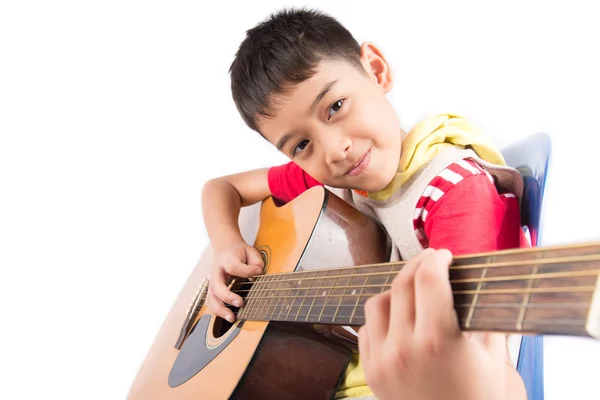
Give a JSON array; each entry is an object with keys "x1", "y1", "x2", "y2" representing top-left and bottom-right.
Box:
[
  {"x1": 212, "y1": 305, "x2": 239, "y2": 338},
  {"x1": 212, "y1": 278, "x2": 250, "y2": 338}
]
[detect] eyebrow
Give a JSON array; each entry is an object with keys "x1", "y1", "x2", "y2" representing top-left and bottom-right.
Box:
[
  {"x1": 276, "y1": 132, "x2": 293, "y2": 152},
  {"x1": 276, "y1": 79, "x2": 339, "y2": 152},
  {"x1": 309, "y1": 79, "x2": 338, "y2": 115}
]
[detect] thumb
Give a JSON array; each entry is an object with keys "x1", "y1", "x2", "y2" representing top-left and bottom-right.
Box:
[{"x1": 245, "y1": 246, "x2": 265, "y2": 270}]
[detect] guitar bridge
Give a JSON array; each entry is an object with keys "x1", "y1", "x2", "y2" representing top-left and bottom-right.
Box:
[{"x1": 174, "y1": 276, "x2": 210, "y2": 349}]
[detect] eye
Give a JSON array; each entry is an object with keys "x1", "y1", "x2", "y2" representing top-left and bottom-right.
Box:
[
  {"x1": 292, "y1": 140, "x2": 310, "y2": 157},
  {"x1": 328, "y1": 99, "x2": 344, "y2": 120}
]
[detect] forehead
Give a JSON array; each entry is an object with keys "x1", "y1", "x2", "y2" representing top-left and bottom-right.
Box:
[
  {"x1": 258, "y1": 60, "x2": 364, "y2": 140},
  {"x1": 273, "y1": 60, "x2": 362, "y2": 109}
]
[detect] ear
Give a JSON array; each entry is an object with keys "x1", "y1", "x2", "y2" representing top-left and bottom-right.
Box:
[{"x1": 359, "y1": 42, "x2": 393, "y2": 93}]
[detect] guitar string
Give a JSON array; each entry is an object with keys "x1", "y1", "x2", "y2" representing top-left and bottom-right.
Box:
[
  {"x1": 229, "y1": 254, "x2": 600, "y2": 291},
  {"x1": 230, "y1": 269, "x2": 599, "y2": 295},
  {"x1": 235, "y1": 312, "x2": 589, "y2": 327},
  {"x1": 233, "y1": 286, "x2": 595, "y2": 302}
]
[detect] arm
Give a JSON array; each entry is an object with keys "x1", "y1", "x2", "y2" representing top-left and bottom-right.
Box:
[
  {"x1": 201, "y1": 168, "x2": 272, "y2": 254},
  {"x1": 360, "y1": 169, "x2": 527, "y2": 400},
  {"x1": 201, "y1": 168, "x2": 272, "y2": 321},
  {"x1": 202, "y1": 162, "x2": 319, "y2": 321},
  {"x1": 202, "y1": 161, "x2": 323, "y2": 251},
  {"x1": 359, "y1": 249, "x2": 518, "y2": 400},
  {"x1": 423, "y1": 172, "x2": 527, "y2": 399}
]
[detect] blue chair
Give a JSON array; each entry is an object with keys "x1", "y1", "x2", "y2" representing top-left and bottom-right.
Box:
[{"x1": 501, "y1": 132, "x2": 551, "y2": 400}]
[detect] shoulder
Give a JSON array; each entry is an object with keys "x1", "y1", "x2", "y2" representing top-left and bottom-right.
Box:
[
  {"x1": 268, "y1": 162, "x2": 322, "y2": 203},
  {"x1": 414, "y1": 159, "x2": 521, "y2": 249},
  {"x1": 427, "y1": 159, "x2": 496, "y2": 195},
  {"x1": 416, "y1": 159, "x2": 500, "y2": 218}
]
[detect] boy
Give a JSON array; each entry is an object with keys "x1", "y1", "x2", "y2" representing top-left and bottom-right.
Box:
[{"x1": 202, "y1": 7, "x2": 527, "y2": 400}]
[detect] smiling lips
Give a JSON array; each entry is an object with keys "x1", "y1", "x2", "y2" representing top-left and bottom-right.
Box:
[{"x1": 345, "y1": 149, "x2": 371, "y2": 176}]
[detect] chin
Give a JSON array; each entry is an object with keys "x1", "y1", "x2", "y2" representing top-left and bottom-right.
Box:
[
  {"x1": 376, "y1": 170, "x2": 398, "y2": 191},
  {"x1": 364, "y1": 179, "x2": 390, "y2": 193}
]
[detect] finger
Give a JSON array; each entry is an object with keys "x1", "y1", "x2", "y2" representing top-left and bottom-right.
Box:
[
  {"x1": 363, "y1": 290, "x2": 392, "y2": 346},
  {"x1": 358, "y1": 325, "x2": 370, "y2": 365},
  {"x1": 206, "y1": 290, "x2": 236, "y2": 323},
  {"x1": 414, "y1": 249, "x2": 459, "y2": 338},
  {"x1": 473, "y1": 332, "x2": 510, "y2": 378},
  {"x1": 245, "y1": 247, "x2": 265, "y2": 273},
  {"x1": 482, "y1": 332, "x2": 508, "y2": 362},
  {"x1": 223, "y1": 260, "x2": 258, "y2": 278},
  {"x1": 211, "y1": 267, "x2": 244, "y2": 307},
  {"x1": 387, "y1": 250, "x2": 424, "y2": 339}
]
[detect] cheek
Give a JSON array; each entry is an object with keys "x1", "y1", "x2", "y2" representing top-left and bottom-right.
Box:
[
  {"x1": 352, "y1": 98, "x2": 399, "y2": 143},
  {"x1": 295, "y1": 160, "x2": 326, "y2": 182}
]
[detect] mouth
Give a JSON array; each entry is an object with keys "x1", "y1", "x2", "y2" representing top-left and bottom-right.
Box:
[{"x1": 344, "y1": 149, "x2": 371, "y2": 177}]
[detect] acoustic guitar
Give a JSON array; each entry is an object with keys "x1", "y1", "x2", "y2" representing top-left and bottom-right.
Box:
[{"x1": 128, "y1": 186, "x2": 600, "y2": 399}]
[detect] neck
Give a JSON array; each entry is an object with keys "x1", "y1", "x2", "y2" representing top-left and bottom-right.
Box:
[
  {"x1": 400, "y1": 127, "x2": 408, "y2": 141},
  {"x1": 236, "y1": 242, "x2": 600, "y2": 337}
]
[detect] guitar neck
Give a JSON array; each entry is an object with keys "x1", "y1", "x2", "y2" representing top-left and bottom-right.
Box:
[{"x1": 236, "y1": 242, "x2": 600, "y2": 338}]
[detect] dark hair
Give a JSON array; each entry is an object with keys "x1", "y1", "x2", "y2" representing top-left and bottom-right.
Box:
[{"x1": 229, "y1": 8, "x2": 364, "y2": 132}]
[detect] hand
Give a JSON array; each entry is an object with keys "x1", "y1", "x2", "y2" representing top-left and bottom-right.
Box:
[
  {"x1": 206, "y1": 241, "x2": 264, "y2": 322},
  {"x1": 358, "y1": 248, "x2": 510, "y2": 400}
]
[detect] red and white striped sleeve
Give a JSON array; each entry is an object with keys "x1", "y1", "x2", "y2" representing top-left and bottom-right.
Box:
[
  {"x1": 413, "y1": 159, "x2": 528, "y2": 255},
  {"x1": 267, "y1": 162, "x2": 323, "y2": 203}
]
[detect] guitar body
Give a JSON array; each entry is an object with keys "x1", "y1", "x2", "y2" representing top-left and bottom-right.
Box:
[{"x1": 128, "y1": 187, "x2": 392, "y2": 399}]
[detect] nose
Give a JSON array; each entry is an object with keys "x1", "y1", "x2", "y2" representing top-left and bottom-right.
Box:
[{"x1": 323, "y1": 133, "x2": 352, "y2": 166}]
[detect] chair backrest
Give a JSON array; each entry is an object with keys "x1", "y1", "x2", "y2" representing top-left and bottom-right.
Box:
[
  {"x1": 501, "y1": 133, "x2": 552, "y2": 246},
  {"x1": 500, "y1": 133, "x2": 551, "y2": 400}
]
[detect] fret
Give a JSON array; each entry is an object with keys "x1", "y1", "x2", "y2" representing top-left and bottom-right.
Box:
[
  {"x1": 305, "y1": 272, "x2": 326, "y2": 322},
  {"x1": 516, "y1": 253, "x2": 541, "y2": 331},
  {"x1": 294, "y1": 272, "x2": 316, "y2": 321},
  {"x1": 454, "y1": 250, "x2": 533, "y2": 331},
  {"x1": 349, "y1": 267, "x2": 373, "y2": 324},
  {"x1": 383, "y1": 264, "x2": 396, "y2": 286},
  {"x1": 317, "y1": 270, "x2": 342, "y2": 322},
  {"x1": 286, "y1": 276, "x2": 304, "y2": 321},
  {"x1": 342, "y1": 263, "x2": 396, "y2": 325},
  {"x1": 524, "y1": 247, "x2": 598, "y2": 333},
  {"x1": 331, "y1": 268, "x2": 357, "y2": 323},
  {"x1": 343, "y1": 263, "x2": 395, "y2": 325},
  {"x1": 261, "y1": 275, "x2": 278, "y2": 320},
  {"x1": 269, "y1": 274, "x2": 286, "y2": 320},
  {"x1": 244, "y1": 277, "x2": 260, "y2": 320},
  {"x1": 254, "y1": 279, "x2": 267, "y2": 319},
  {"x1": 350, "y1": 264, "x2": 395, "y2": 323},
  {"x1": 243, "y1": 277, "x2": 262, "y2": 320},
  {"x1": 465, "y1": 255, "x2": 491, "y2": 329},
  {"x1": 239, "y1": 279, "x2": 258, "y2": 320},
  {"x1": 319, "y1": 269, "x2": 345, "y2": 323},
  {"x1": 273, "y1": 274, "x2": 286, "y2": 320},
  {"x1": 276, "y1": 272, "x2": 297, "y2": 321},
  {"x1": 349, "y1": 265, "x2": 370, "y2": 324}
]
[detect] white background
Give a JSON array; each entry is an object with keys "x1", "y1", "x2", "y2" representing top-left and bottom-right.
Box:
[{"x1": 1, "y1": 1, "x2": 599, "y2": 399}]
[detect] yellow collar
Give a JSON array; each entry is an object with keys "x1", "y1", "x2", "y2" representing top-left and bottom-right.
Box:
[{"x1": 360, "y1": 114, "x2": 506, "y2": 201}]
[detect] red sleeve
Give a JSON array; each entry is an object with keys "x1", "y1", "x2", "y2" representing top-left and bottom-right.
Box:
[
  {"x1": 423, "y1": 174, "x2": 529, "y2": 255},
  {"x1": 267, "y1": 162, "x2": 323, "y2": 203}
]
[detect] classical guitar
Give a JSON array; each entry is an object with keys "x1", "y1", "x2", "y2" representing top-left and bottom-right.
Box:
[{"x1": 128, "y1": 186, "x2": 600, "y2": 400}]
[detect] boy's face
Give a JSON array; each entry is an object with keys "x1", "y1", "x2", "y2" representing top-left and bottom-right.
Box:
[{"x1": 257, "y1": 44, "x2": 403, "y2": 192}]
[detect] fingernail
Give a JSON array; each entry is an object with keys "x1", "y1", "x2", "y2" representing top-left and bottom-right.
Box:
[
  {"x1": 255, "y1": 268, "x2": 263, "y2": 274},
  {"x1": 232, "y1": 299, "x2": 241, "y2": 307},
  {"x1": 225, "y1": 314, "x2": 234, "y2": 323}
]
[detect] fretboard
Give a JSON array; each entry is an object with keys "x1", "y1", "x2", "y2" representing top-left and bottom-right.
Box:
[{"x1": 235, "y1": 242, "x2": 600, "y2": 336}]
